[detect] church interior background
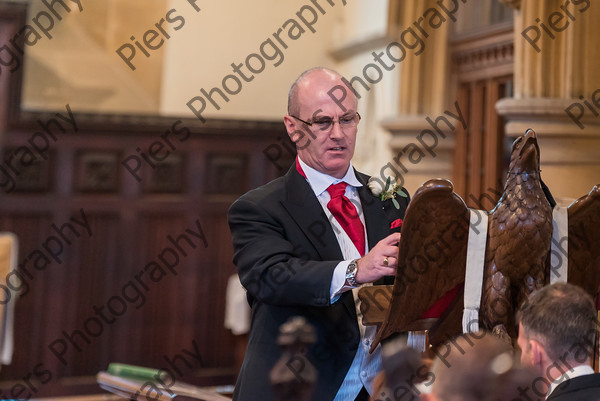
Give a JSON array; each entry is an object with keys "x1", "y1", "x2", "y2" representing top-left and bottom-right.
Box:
[{"x1": 0, "y1": 0, "x2": 598, "y2": 397}]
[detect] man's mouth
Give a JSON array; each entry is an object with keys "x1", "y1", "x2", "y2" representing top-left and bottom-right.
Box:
[{"x1": 329, "y1": 146, "x2": 345, "y2": 151}]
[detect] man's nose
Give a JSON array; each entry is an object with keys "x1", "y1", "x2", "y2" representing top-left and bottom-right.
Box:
[{"x1": 328, "y1": 121, "x2": 344, "y2": 138}]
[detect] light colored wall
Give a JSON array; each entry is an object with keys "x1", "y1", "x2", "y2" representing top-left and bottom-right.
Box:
[
  {"x1": 20, "y1": 0, "x2": 396, "y2": 177},
  {"x1": 324, "y1": 1, "x2": 397, "y2": 177},
  {"x1": 159, "y1": 0, "x2": 396, "y2": 177},
  {"x1": 160, "y1": 0, "x2": 342, "y2": 120},
  {"x1": 22, "y1": 0, "x2": 169, "y2": 113},
  {"x1": 335, "y1": 47, "x2": 400, "y2": 182}
]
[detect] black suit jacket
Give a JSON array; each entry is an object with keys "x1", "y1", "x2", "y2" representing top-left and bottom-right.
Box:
[
  {"x1": 227, "y1": 165, "x2": 408, "y2": 401},
  {"x1": 546, "y1": 373, "x2": 600, "y2": 401}
]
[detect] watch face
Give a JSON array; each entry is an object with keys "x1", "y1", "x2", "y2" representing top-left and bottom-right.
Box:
[
  {"x1": 346, "y1": 261, "x2": 358, "y2": 286},
  {"x1": 348, "y1": 261, "x2": 357, "y2": 274}
]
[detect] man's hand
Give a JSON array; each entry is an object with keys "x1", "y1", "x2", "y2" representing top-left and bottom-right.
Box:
[{"x1": 356, "y1": 232, "x2": 400, "y2": 284}]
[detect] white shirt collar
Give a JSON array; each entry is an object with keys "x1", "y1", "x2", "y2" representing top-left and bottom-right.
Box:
[
  {"x1": 546, "y1": 363, "x2": 595, "y2": 399},
  {"x1": 297, "y1": 157, "x2": 362, "y2": 196}
]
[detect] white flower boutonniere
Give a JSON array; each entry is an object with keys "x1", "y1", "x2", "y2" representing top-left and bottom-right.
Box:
[{"x1": 367, "y1": 176, "x2": 408, "y2": 209}]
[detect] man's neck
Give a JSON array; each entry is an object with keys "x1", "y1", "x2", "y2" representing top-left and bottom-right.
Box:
[
  {"x1": 296, "y1": 156, "x2": 362, "y2": 197},
  {"x1": 546, "y1": 362, "x2": 594, "y2": 398},
  {"x1": 296, "y1": 156, "x2": 352, "y2": 180}
]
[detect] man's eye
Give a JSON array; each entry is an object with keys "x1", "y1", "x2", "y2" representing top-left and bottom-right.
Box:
[
  {"x1": 340, "y1": 116, "x2": 354, "y2": 124},
  {"x1": 314, "y1": 119, "x2": 332, "y2": 129}
]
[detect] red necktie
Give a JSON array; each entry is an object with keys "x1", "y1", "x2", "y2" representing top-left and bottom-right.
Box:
[
  {"x1": 327, "y1": 182, "x2": 366, "y2": 257},
  {"x1": 296, "y1": 158, "x2": 307, "y2": 178}
]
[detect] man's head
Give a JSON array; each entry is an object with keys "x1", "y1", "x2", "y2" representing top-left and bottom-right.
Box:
[
  {"x1": 517, "y1": 283, "x2": 598, "y2": 376},
  {"x1": 283, "y1": 67, "x2": 359, "y2": 179},
  {"x1": 423, "y1": 332, "x2": 532, "y2": 401}
]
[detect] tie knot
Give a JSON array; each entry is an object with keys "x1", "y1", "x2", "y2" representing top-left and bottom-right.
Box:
[{"x1": 327, "y1": 182, "x2": 348, "y2": 198}]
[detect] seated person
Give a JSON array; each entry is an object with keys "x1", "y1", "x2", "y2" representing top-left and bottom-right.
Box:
[
  {"x1": 517, "y1": 282, "x2": 600, "y2": 400},
  {"x1": 420, "y1": 331, "x2": 536, "y2": 401}
]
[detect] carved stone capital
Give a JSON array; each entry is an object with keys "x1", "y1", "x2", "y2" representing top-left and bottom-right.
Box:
[
  {"x1": 382, "y1": 115, "x2": 455, "y2": 194},
  {"x1": 496, "y1": 97, "x2": 600, "y2": 199},
  {"x1": 497, "y1": 0, "x2": 520, "y2": 10}
]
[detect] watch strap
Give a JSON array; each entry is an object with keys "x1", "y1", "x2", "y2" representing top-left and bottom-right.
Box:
[{"x1": 345, "y1": 259, "x2": 359, "y2": 287}]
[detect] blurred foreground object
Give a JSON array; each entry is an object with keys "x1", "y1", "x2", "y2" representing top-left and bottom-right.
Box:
[
  {"x1": 97, "y1": 363, "x2": 230, "y2": 401},
  {"x1": 422, "y1": 332, "x2": 537, "y2": 401},
  {"x1": 270, "y1": 316, "x2": 317, "y2": 401},
  {"x1": 0, "y1": 232, "x2": 18, "y2": 370}
]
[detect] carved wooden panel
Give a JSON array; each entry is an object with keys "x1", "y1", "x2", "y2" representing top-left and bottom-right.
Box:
[
  {"x1": 204, "y1": 154, "x2": 248, "y2": 196},
  {"x1": 145, "y1": 153, "x2": 185, "y2": 194},
  {"x1": 76, "y1": 151, "x2": 120, "y2": 193},
  {"x1": 2, "y1": 148, "x2": 53, "y2": 193}
]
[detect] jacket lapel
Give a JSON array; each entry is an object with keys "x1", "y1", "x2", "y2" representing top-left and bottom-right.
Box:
[
  {"x1": 356, "y1": 171, "x2": 398, "y2": 286},
  {"x1": 281, "y1": 167, "x2": 390, "y2": 259},
  {"x1": 281, "y1": 167, "x2": 392, "y2": 317},
  {"x1": 280, "y1": 167, "x2": 343, "y2": 261},
  {"x1": 356, "y1": 171, "x2": 390, "y2": 250}
]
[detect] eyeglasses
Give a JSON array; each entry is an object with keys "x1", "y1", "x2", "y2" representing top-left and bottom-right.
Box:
[{"x1": 290, "y1": 112, "x2": 361, "y2": 132}]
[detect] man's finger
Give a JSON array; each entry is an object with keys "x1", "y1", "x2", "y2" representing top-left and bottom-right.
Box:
[
  {"x1": 381, "y1": 257, "x2": 397, "y2": 268},
  {"x1": 381, "y1": 232, "x2": 401, "y2": 245},
  {"x1": 382, "y1": 267, "x2": 396, "y2": 276}
]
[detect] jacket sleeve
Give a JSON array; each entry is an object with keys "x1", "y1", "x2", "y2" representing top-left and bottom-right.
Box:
[{"x1": 228, "y1": 196, "x2": 339, "y2": 308}]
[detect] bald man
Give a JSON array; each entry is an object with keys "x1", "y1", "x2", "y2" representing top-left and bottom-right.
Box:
[{"x1": 228, "y1": 68, "x2": 409, "y2": 401}]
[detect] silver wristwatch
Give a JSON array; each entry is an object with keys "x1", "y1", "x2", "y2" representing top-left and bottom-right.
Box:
[{"x1": 345, "y1": 259, "x2": 359, "y2": 287}]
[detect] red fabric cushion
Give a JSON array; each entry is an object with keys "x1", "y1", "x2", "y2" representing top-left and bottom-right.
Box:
[{"x1": 419, "y1": 284, "x2": 462, "y2": 319}]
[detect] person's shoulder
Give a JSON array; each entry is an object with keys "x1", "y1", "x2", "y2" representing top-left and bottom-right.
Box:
[
  {"x1": 229, "y1": 174, "x2": 289, "y2": 213},
  {"x1": 548, "y1": 373, "x2": 600, "y2": 400},
  {"x1": 242, "y1": 175, "x2": 288, "y2": 201},
  {"x1": 564, "y1": 372, "x2": 600, "y2": 387}
]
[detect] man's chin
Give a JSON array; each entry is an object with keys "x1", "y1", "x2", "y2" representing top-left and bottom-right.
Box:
[{"x1": 322, "y1": 159, "x2": 351, "y2": 177}]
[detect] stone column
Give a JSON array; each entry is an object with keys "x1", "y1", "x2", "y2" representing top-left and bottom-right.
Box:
[
  {"x1": 496, "y1": 0, "x2": 600, "y2": 200},
  {"x1": 0, "y1": 2, "x2": 27, "y2": 139},
  {"x1": 382, "y1": 0, "x2": 455, "y2": 194}
]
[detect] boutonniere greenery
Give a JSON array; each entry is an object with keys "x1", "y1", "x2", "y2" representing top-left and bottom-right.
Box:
[{"x1": 367, "y1": 176, "x2": 408, "y2": 209}]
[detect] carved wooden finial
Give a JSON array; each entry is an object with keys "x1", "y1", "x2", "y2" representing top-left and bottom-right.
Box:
[
  {"x1": 497, "y1": 0, "x2": 521, "y2": 10},
  {"x1": 270, "y1": 316, "x2": 317, "y2": 401}
]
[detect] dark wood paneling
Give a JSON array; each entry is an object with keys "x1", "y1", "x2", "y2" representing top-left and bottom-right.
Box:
[
  {"x1": 0, "y1": 9, "x2": 291, "y2": 395},
  {"x1": 0, "y1": 116, "x2": 289, "y2": 396},
  {"x1": 0, "y1": 2, "x2": 294, "y2": 396}
]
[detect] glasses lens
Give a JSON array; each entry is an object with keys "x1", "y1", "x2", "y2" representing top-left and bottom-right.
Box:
[
  {"x1": 314, "y1": 118, "x2": 333, "y2": 131},
  {"x1": 340, "y1": 115, "x2": 357, "y2": 127},
  {"x1": 310, "y1": 114, "x2": 359, "y2": 131}
]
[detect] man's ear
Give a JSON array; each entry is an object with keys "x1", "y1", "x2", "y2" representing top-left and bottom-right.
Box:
[
  {"x1": 283, "y1": 115, "x2": 310, "y2": 147},
  {"x1": 530, "y1": 339, "x2": 548, "y2": 367},
  {"x1": 283, "y1": 115, "x2": 296, "y2": 139}
]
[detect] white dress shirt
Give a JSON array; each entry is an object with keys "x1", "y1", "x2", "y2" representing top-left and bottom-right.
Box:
[{"x1": 297, "y1": 157, "x2": 382, "y2": 400}]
